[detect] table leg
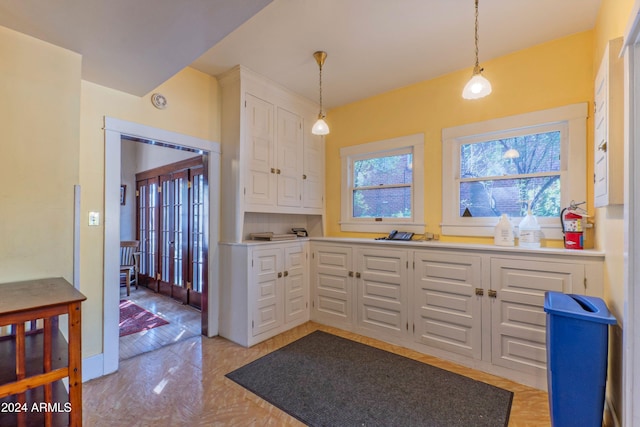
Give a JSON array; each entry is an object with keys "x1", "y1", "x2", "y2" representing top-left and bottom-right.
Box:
[
  {"x1": 43, "y1": 317, "x2": 53, "y2": 426},
  {"x1": 16, "y1": 323, "x2": 26, "y2": 427},
  {"x1": 67, "y1": 302, "x2": 82, "y2": 427}
]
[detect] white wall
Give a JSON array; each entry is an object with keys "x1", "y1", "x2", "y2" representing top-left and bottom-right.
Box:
[{"x1": 119, "y1": 138, "x2": 201, "y2": 239}]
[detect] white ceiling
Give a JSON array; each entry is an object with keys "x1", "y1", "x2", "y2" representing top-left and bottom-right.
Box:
[
  {"x1": 0, "y1": 0, "x2": 272, "y2": 96},
  {"x1": 0, "y1": 0, "x2": 601, "y2": 108}
]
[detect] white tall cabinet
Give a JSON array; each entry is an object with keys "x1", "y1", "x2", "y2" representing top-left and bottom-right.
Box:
[
  {"x1": 218, "y1": 65, "x2": 325, "y2": 243},
  {"x1": 218, "y1": 66, "x2": 324, "y2": 347}
]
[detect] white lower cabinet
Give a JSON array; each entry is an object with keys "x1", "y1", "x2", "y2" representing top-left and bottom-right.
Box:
[
  {"x1": 311, "y1": 244, "x2": 410, "y2": 339},
  {"x1": 312, "y1": 243, "x2": 353, "y2": 328},
  {"x1": 490, "y1": 258, "x2": 583, "y2": 377},
  {"x1": 356, "y1": 247, "x2": 409, "y2": 339},
  {"x1": 310, "y1": 240, "x2": 603, "y2": 390},
  {"x1": 413, "y1": 251, "x2": 482, "y2": 360},
  {"x1": 220, "y1": 241, "x2": 309, "y2": 347}
]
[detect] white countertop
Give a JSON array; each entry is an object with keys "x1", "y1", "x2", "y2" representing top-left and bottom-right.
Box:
[
  {"x1": 311, "y1": 237, "x2": 605, "y2": 258},
  {"x1": 221, "y1": 236, "x2": 605, "y2": 258}
]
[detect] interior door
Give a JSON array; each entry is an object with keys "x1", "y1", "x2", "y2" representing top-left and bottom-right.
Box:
[
  {"x1": 136, "y1": 156, "x2": 208, "y2": 310},
  {"x1": 187, "y1": 165, "x2": 206, "y2": 309},
  {"x1": 137, "y1": 177, "x2": 159, "y2": 292},
  {"x1": 158, "y1": 170, "x2": 189, "y2": 303}
]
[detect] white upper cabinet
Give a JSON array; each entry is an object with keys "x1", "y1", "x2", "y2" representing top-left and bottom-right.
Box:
[
  {"x1": 245, "y1": 94, "x2": 276, "y2": 206},
  {"x1": 594, "y1": 37, "x2": 623, "y2": 207},
  {"x1": 275, "y1": 107, "x2": 304, "y2": 208},
  {"x1": 219, "y1": 66, "x2": 325, "y2": 242}
]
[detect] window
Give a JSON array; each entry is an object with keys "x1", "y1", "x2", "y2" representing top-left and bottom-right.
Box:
[
  {"x1": 341, "y1": 134, "x2": 425, "y2": 233},
  {"x1": 442, "y1": 103, "x2": 587, "y2": 240}
]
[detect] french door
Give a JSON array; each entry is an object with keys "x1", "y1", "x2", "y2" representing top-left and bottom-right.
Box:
[
  {"x1": 136, "y1": 156, "x2": 207, "y2": 309},
  {"x1": 137, "y1": 177, "x2": 159, "y2": 292}
]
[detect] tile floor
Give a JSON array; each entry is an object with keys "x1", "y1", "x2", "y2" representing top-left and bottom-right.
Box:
[
  {"x1": 119, "y1": 286, "x2": 201, "y2": 360},
  {"x1": 85, "y1": 321, "x2": 551, "y2": 426}
]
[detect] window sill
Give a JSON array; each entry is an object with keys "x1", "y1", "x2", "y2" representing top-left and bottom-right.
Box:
[
  {"x1": 441, "y1": 224, "x2": 564, "y2": 240},
  {"x1": 340, "y1": 221, "x2": 426, "y2": 234}
]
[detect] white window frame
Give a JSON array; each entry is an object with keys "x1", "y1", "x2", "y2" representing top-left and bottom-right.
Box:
[
  {"x1": 442, "y1": 103, "x2": 587, "y2": 240},
  {"x1": 340, "y1": 133, "x2": 425, "y2": 233}
]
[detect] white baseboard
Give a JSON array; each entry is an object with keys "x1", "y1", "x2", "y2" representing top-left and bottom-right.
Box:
[{"x1": 82, "y1": 353, "x2": 104, "y2": 383}]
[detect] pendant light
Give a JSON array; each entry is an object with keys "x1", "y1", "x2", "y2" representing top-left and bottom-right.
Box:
[
  {"x1": 503, "y1": 148, "x2": 520, "y2": 159},
  {"x1": 311, "y1": 51, "x2": 330, "y2": 135},
  {"x1": 462, "y1": 0, "x2": 492, "y2": 99}
]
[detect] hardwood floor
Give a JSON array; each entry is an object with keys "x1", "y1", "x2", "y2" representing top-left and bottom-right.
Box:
[
  {"x1": 119, "y1": 286, "x2": 201, "y2": 360},
  {"x1": 86, "y1": 321, "x2": 551, "y2": 426}
]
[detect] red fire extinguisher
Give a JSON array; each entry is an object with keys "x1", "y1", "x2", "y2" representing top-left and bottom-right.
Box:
[{"x1": 561, "y1": 201, "x2": 586, "y2": 250}]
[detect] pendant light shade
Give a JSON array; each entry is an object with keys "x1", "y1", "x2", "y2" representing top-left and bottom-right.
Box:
[
  {"x1": 312, "y1": 51, "x2": 330, "y2": 135},
  {"x1": 311, "y1": 117, "x2": 330, "y2": 135},
  {"x1": 462, "y1": 0, "x2": 491, "y2": 100},
  {"x1": 503, "y1": 148, "x2": 520, "y2": 159},
  {"x1": 462, "y1": 68, "x2": 492, "y2": 99}
]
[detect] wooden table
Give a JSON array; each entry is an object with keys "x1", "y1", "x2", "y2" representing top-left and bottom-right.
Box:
[{"x1": 0, "y1": 278, "x2": 86, "y2": 427}]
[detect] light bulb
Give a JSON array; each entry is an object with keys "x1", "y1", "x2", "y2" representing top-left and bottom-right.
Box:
[
  {"x1": 462, "y1": 73, "x2": 492, "y2": 99},
  {"x1": 312, "y1": 118, "x2": 330, "y2": 135}
]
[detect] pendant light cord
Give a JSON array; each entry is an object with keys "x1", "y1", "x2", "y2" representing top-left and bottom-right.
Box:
[
  {"x1": 318, "y1": 61, "x2": 324, "y2": 118},
  {"x1": 474, "y1": 0, "x2": 480, "y2": 69}
]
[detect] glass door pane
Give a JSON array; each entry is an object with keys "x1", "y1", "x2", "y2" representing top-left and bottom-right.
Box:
[
  {"x1": 137, "y1": 178, "x2": 158, "y2": 291},
  {"x1": 188, "y1": 167, "x2": 207, "y2": 309}
]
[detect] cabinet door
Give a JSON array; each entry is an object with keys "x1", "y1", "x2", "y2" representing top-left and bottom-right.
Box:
[
  {"x1": 251, "y1": 247, "x2": 282, "y2": 336},
  {"x1": 413, "y1": 251, "x2": 482, "y2": 359},
  {"x1": 284, "y1": 244, "x2": 307, "y2": 324},
  {"x1": 312, "y1": 245, "x2": 353, "y2": 326},
  {"x1": 276, "y1": 107, "x2": 303, "y2": 208},
  {"x1": 303, "y1": 131, "x2": 324, "y2": 210},
  {"x1": 245, "y1": 94, "x2": 276, "y2": 207},
  {"x1": 356, "y1": 247, "x2": 408, "y2": 338},
  {"x1": 594, "y1": 57, "x2": 608, "y2": 206},
  {"x1": 490, "y1": 258, "x2": 583, "y2": 376},
  {"x1": 594, "y1": 37, "x2": 623, "y2": 207}
]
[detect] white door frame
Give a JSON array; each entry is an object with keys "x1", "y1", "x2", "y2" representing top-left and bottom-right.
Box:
[
  {"x1": 103, "y1": 117, "x2": 220, "y2": 376},
  {"x1": 623, "y1": 4, "x2": 640, "y2": 425}
]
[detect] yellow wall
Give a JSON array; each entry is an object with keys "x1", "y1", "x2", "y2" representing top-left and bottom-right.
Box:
[
  {"x1": 592, "y1": 0, "x2": 634, "y2": 424},
  {"x1": 0, "y1": 27, "x2": 81, "y2": 283},
  {"x1": 79, "y1": 68, "x2": 220, "y2": 357},
  {"x1": 325, "y1": 31, "x2": 594, "y2": 248},
  {"x1": 0, "y1": 22, "x2": 220, "y2": 360},
  {"x1": 325, "y1": 3, "x2": 634, "y2": 423}
]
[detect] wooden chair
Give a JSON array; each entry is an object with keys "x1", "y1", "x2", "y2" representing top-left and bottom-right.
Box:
[{"x1": 120, "y1": 240, "x2": 140, "y2": 296}]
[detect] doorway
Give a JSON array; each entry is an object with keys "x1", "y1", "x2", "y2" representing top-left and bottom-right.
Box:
[
  {"x1": 103, "y1": 117, "x2": 220, "y2": 377},
  {"x1": 134, "y1": 155, "x2": 207, "y2": 309}
]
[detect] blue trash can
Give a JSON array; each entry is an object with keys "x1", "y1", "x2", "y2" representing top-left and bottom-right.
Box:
[{"x1": 544, "y1": 291, "x2": 617, "y2": 427}]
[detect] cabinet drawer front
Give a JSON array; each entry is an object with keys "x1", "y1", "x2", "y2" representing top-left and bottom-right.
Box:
[
  {"x1": 356, "y1": 248, "x2": 408, "y2": 336},
  {"x1": 253, "y1": 278, "x2": 279, "y2": 336},
  {"x1": 413, "y1": 252, "x2": 482, "y2": 360},
  {"x1": 313, "y1": 246, "x2": 353, "y2": 322},
  {"x1": 490, "y1": 258, "x2": 584, "y2": 375},
  {"x1": 316, "y1": 247, "x2": 350, "y2": 272},
  {"x1": 359, "y1": 280, "x2": 405, "y2": 334}
]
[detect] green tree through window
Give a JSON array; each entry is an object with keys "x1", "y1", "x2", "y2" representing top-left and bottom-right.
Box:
[
  {"x1": 459, "y1": 131, "x2": 561, "y2": 218},
  {"x1": 353, "y1": 153, "x2": 413, "y2": 218}
]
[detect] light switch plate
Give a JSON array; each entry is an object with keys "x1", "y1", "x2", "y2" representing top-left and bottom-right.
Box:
[{"x1": 89, "y1": 211, "x2": 100, "y2": 226}]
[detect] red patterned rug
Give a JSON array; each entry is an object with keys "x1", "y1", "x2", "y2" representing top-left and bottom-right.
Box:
[{"x1": 119, "y1": 300, "x2": 169, "y2": 337}]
